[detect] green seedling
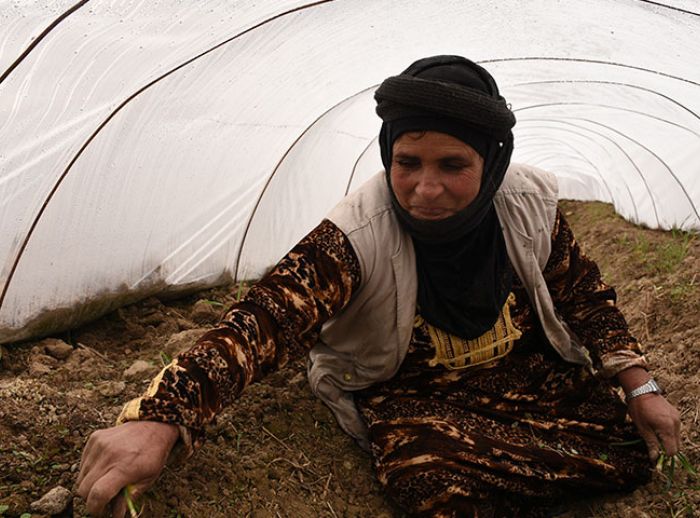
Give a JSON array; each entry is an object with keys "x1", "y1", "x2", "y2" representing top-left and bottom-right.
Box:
[
  {"x1": 235, "y1": 281, "x2": 247, "y2": 302},
  {"x1": 123, "y1": 485, "x2": 141, "y2": 518},
  {"x1": 202, "y1": 299, "x2": 225, "y2": 307},
  {"x1": 159, "y1": 350, "x2": 173, "y2": 366},
  {"x1": 657, "y1": 451, "x2": 698, "y2": 490}
]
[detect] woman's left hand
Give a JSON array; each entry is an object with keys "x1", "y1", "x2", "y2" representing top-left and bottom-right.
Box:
[
  {"x1": 616, "y1": 366, "x2": 681, "y2": 462},
  {"x1": 626, "y1": 393, "x2": 681, "y2": 462}
]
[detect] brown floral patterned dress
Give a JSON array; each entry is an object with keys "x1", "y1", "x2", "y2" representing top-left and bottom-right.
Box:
[{"x1": 119, "y1": 210, "x2": 651, "y2": 517}]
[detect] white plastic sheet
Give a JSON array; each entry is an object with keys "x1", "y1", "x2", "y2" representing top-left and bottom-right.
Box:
[{"x1": 1, "y1": 0, "x2": 699, "y2": 343}]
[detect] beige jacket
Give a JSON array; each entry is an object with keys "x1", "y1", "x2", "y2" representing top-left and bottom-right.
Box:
[{"x1": 307, "y1": 163, "x2": 591, "y2": 446}]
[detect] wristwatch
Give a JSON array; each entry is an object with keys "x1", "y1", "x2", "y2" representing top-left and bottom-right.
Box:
[{"x1": 625, "y1": 379, "x2": 663, "y2": 402}]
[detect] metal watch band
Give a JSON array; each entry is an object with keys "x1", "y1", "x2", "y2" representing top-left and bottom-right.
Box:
[{"x1": 625, "y1": 379, "x2": 662, "y2": 402}]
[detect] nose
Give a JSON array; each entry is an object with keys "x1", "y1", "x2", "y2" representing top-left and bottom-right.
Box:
[{"x1": 414, "y1": 167, "x2": 443, "y2": 201}]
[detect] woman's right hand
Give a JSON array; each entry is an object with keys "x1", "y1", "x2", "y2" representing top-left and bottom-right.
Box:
[{"x1": 76, "y1": 421, "x2": 179, "y2": 517}]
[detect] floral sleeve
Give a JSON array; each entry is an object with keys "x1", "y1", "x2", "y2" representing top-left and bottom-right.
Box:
[
  {"x1": 117, "y1": 220, "x2": 361, "y2": 452},
  {"x1": 542, "y1": 209, "x2": 647, "y2": 378}
]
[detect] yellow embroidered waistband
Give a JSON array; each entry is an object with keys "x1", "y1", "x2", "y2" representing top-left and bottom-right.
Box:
[{"x1": 420, "y1": 292, "x2": 522, "y2": 370}]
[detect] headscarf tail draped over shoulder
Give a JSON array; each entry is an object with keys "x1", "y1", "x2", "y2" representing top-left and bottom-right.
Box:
[{"x1": 374, "y1": 55, "x2": 517, "y2": 339}]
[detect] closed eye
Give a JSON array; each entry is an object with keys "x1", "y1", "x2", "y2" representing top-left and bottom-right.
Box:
[
  {"x1": 439, "y1": 159, "x2": 469, "y2": 171},
  {"x1": 394, "y1": 157, "x2": 420, "y2": 169}
]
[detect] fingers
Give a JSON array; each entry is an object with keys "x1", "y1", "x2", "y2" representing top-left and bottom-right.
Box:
[
  {"x1": 111, "y1": 494, "x2": 127, "y2": 518},
  {"x1": 637, "y1": 427, "x2": 660, "y2": 462},
  {"x1": 672, "y1": 405, "x2": 682, "y2": 452},
  {"x1": 77, "y1": 432, "x2": 98, "y2": 487},
  {"x1": 658, "y1": 408, "x2": 682, "y2": 457},
  {"x1": 85, "y1": 469, "x2": 128, "y2": 517},
  {"x1": 659, "y1": 431, "x2": 679, "y2": 457}
]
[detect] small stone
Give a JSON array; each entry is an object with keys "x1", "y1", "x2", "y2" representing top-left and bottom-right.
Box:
[
  {"x1": 41, "y1": 338, "x2": 74, "y2": 360},
  {"x1": 97, "y1": 380, "x2": 126, "y2": 397},
  {"x1": 123, "y1": 359, "x2": 154, "y2": 379},
  {"x1": 30, "y1": 485, "x2": 72, "y2": 515},
  {"x1": 63, "y1": 348, "x2": 95, "y2": 371},
  {"x1": 191, "y1": 299, "x2": 220, "y2": 324}
]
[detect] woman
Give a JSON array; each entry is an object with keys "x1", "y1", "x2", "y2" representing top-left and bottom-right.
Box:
[{"x1": 77, "y1": 56, "x2": 681, "y2": 517}]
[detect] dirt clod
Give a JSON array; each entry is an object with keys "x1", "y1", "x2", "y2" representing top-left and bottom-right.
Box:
[
  {"x1": 29, "y1": 486, "x2": 72, "y2": 514},
  {"x1": 97, "y1": 380, "x2": 126, "y2": 397},
  {"x1": 191, "y1": 299, "x2": 221, "y2": 324},
  {"x1": 29, "y1": 353, "x2": 58, "y2": 376},
  {"x1": 41, "y1": 338, "x2": 73, "y2": 360},
  {"x1": 123, "y1": 359, "x2": 154, "y2": 379}
]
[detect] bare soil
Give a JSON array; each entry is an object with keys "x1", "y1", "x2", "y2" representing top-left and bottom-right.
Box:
[{"x1": 1, "y1": 200, "x2": 698, "y2": 517}]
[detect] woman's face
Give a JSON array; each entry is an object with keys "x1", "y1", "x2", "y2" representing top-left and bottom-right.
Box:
[{"x1": 390, "y1": 131, "x2": 484, "y2": 221}]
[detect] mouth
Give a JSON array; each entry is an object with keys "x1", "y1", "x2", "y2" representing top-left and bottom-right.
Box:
[{"x1": 409, "y1": 206, "x2": 453, "y2": 220}]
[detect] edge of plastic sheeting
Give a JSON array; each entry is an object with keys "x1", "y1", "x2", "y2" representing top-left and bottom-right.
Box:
[{"x1": 0, "y1": 271, "x2": 239, "y2": 346}]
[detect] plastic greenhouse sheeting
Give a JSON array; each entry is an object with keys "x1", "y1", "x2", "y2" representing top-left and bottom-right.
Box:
[{"x1": 1, "y1": 0, "x2": 699, "y2": 344}]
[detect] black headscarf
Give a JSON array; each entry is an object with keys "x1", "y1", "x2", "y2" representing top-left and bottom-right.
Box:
[{"x1": 374, "y1": 56, "x2": 516, "y2": 339}]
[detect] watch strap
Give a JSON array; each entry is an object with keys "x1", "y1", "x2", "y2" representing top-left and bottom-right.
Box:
[{"x1": 625, "y1": 379, "x2": 662, "y2": 402}]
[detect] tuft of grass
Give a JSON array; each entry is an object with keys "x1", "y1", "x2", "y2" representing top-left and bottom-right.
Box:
[
  {"x1": 656, "y1": 451, "x2": 699, "y2": 517},
  {"x1": 235, "y1": 281, "x2": 247, "y2": 302},
  {"x1": 656, "y1": 229, "x2": 695, "y2": 274},
  {"x1": 657, "y1": 451, "x2": 698, "y2": 488},
  {"x1": 669, "y1": 279, "x2": 696, "y2": 303},
  {"x1": 159, "y1": 350, "x2": 173, "y2": 367},
  {"x1": 585, "y1": 202, "x2": 617, "y2": 223},
  {"x1": 625, "y1": 228, "x2": 695, "y2": 276}
]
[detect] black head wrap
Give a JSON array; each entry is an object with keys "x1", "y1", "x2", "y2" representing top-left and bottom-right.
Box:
[{"x1": 374, "y1": 55, "x2": 516, "y2": 339}]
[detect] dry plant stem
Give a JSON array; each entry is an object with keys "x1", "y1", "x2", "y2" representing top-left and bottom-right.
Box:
[
  {"x1": 261, "y1": 425, "x2": 293, "y2": 451},
  {"x1": 166, "y1": 308, "x2": 186, "y2": 320},
  {"x1": 77, "y1": 341, "x2": 113, "y2": 364}
]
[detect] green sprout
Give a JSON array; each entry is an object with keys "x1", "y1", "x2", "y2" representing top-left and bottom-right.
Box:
[
  {"x1": 159, "y1": 350, "x2": 173, "y2": 367},
  {"x1": 123, "y1": 485, "x2": 141, "y2": 518},
  {"x1": 657, "y1": 451, "x2": 698, "y2": 490},
  {"x1": 235, "y1": 281, "x2": 247, "y2": 302}
]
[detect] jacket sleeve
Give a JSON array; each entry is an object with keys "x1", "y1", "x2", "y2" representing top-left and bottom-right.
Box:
[
  {"x1": 117, "y1": 219, "x2": 361, "y2": 453},
  {"x1": 542, "y1": 208, "x2": 647, "y2": 378}
]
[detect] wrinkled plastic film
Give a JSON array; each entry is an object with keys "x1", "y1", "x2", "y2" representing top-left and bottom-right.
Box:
[{"x1": 0, "y1": 0, "x2": 698, "y2": 342}]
